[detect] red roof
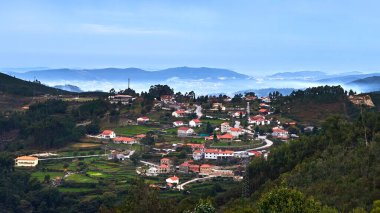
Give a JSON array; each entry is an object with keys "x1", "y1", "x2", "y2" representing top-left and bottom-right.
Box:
[
  {"x1": 191, "y1": 119, "x2": 201, "y2": 123},
  {"x1": 159, "y1": 164, "x2": 169, "y2": 168},
  {"x1": 200, "y1": 164, "x2": 214, "y2": 168},
  {"x1": 272, "y1": 127, "x2": 288, "y2": 133},
  {"x1": 193, "y1": 150, "x2": 202, "y2": 154},
  {"x1": 168, "y1": 176, "x2": 179, "y2": 181},
  {"x1": 178, "y1": 127, "x2": 191, "y2": 131},
  {"x1": 16, "y1": 156, "x2": 38, "y2": 161},
  {"x1": 161, "y1": 158, "x2": 170, "y2": 161},
  {"x1": 219, "y1": 133, "x2": 233, "y2": 139},
  {"x1": 220, "y1": 150, "x2": 234, "y2": 154},
  {"x1": 259, "y1": 109, "x2": 268, "y2": 113},
  {"x1": 175, "y1": 110, "x2": 186, "y2": 114},
  {"x1": 102, "y1": 130, "x2": 114, "y2": 135},
  {"x1": 230, "y1": 128, "x2": 241, "y2": 132},
  {"x1": 134, "y1": 134, "x2": 146, "y2": 138},
  {"x1": 204, "y1": 149, "x2": 220, "y2": 154},
  {"x1": 113, "y1": 137, "x2": 135, "y2": 142}
]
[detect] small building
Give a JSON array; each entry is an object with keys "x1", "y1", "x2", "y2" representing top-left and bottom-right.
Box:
[
  {"x1": 192, "y1": 150, "x2": 204, "y2": 160},
  {"x1": 248, "y1": 115, "x2": 271, "y2": 125},
  {"x1": 109, "y1": 94, "x2": 133, "y2": 105},
  {"x1": 100, "y1": 130, "x2": 116, "y2": 139},
  {"x1": 204, "y1": 149, "x2": 220, "y2": 160},
  {"x1": 272, "y1": 127, "x2": 289, "y2": 139},
  {"x1": 228, "y1": 128, "x2": 243, "y2": 138},
  {"x1": 189, "y1": 119, "x2": 202, "y2": 127},
  {"x1": 259, "y1": 108, "x2": 269, "y2": 115},
  {"x1": 166, "y1": 176, "x2": 179, "y2": 185},
  {"x1": 172, "y1": 110, "x2": 187, "y2": 118},
  {"x1": 158, "y1": 164, "x2": 170, "y2": 174},
  {"x1": 160, "y1": 158, "x2": 172, "y2": 166},
  {"x1": 220, "y1": 122, "x2": 230, "y2": 133},
  {"x1": 137, "y1": 117, "x2": 150, "y2": 124},
  {"x1": 232, "y1": 111, "x2": 247, "y2": 118},
  {"x1": 177, "y1": 127, "x2": 194, "y2": 137},
  {"x1": 113, "y1": 137, "x2": 137, "y2": 144},
  {"x1": 205, "y1": 133, "x2": 233, "y2": 142},
  {"x1": 189, "y1": 164, "x2": 200, "y2": 173},
  {"x1": 200, "y1": 164, "x2": 214, "y2": 175},
  {"x1": 173, "y1": 121, "x2": 184, "y2": 127},
  {"x1": 146, "y1": 167, "x2": 159, "y2": 176},
  {"x1": 161, "y1": 95, "x2": 174, "y2": 103},
  {"x1": 15, "y1": 156, "x2": 39, "y2": 167}
]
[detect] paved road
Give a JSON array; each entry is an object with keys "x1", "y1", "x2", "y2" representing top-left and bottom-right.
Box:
[
  {"x1": 177, "y1": 176, "x2": 215, "y2": 190},
  {"x1": 233, "y1": 135, "x2": 274, "y2": 154},
  {"x1": 140, "y1": 160, "x2": 159, "y2": 167}
]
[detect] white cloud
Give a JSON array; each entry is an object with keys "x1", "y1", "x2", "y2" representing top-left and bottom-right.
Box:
[{"x1": 82, "y1": 24, "x2": 176, "y2": 35}]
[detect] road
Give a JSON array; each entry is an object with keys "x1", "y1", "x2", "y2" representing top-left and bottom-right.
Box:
[
  {"x1": 140, "y1": 160, "x2": 159, "y2": 167},
  {"x1": 177, "y1": 176, "x2": 215, "y2": 190}
]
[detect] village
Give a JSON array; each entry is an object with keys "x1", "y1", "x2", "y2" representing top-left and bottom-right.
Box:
[{"x1": 14, "y1": 90, "x2": 315, "y2": 194}]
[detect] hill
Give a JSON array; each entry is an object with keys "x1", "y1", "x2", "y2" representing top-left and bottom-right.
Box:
[
  {"x1": 348, "y1": 76, "x2": 380, "y2": 92},
  {"x1": 8, "y1": 67, "x2": 250, "y2": 82},
  {"x1": 0, "y1": 72, "x2": 70, "y2": 96},
  {"x1": 54, "y1": 84, "x2": 83, "y2": 93},
  {"x1": 268, "y1": 71, "x2": 328, "y2": 81}
]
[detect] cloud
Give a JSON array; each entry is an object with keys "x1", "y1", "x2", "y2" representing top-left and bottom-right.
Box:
[{"x1": 82, "y1": 24, "x2": 176, "y2": 36}]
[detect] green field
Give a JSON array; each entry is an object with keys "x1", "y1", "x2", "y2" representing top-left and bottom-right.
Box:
[
  {"x1": 115, "y1": 125, "x2": 159, "y2": 136},
  {"x1": 31, "y1": 171, "x2": 65, "y2": 181},
  {"x1": 66, "y1": 174, "x2": 99, "y2": 183}
]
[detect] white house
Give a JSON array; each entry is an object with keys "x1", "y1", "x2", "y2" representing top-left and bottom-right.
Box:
[
  {"x1": 231, "y1": 111, "x2": 247, "y2": 118},
  {"x1": 228, "y1": 128, "x2": 243, "y2": 138},
  {"x1": 146, "y1": 167, "x2": 159, "y2": 176},
  {"x1": 177, "y1": 127, "x2": 195, "y2": 137},
  {"x1": 113, "y1": 137, "x2": 137, "y2": 144},
  {"x1": 137, "y1": 117, "x2": 150, "y2": 124},
  {"x1": 193, "y1": 150, "x2": 204, "y2": 160},
  {"x1": 15, "y1": 156, "x2": 38, "y2": 167},
  {"x1": 220, "y1": 122, "x2": 230, "y2": 133},
  {"x1": 109, "y1": 94, "x2": 133, "y2": 105},
  {"x1": 172, "y1": 110, "x2": 187, "y2": 118},
  {"x1": 173, "y1": 121, "x2": 184, "y2": 127},
  {"x1": 189, "y1": 119, "x2": 202, "y2": 127},
  {"x1": 248, "y1": 115, "x2": 271, "y2": 125},
  {"x1": 272, "y1": 127, "x2": 289, "y2": 139},
  {"x1": 100, "y1": 130, "x2": 116, "y2": 139},
  {"x1": 166, "y1": 176, "x2": 180, "y2": 185}
]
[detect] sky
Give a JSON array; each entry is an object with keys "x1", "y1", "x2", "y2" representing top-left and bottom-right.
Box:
[{"x1": 1, "y1": 0, "x2": 380, "y2": 75}]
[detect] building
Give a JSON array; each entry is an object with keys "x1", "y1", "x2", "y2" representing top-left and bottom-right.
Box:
[
  {"x1": 113, "y1": 137, "x2": 137, "y2": 144},
  {"x1": 200, "y1": 164, "x2": 214, "y2": 175},
  {"x1": 158, "y1": 164, "x2": 170, "y2": 173},
  {"x1": 100, "y1": 130, "x2": 116, "y2": 139},
  {"x1": 231, "y1": 111, "x2": 247, "y2": 118},
  {"x1": 177, "y1": 127, "x2": 194, "y2": 137},
  {"x1": 204, "y1": 149, "x2": 220, "y2": 160},
  {"x1": 248, "y1": 115, "x2": 271, "y2": 125},
  {"x1": 205, "y1": 133, "x2": 233, "y2": 142},
  {"x1": 146, "y1": 167, "x2": 159, "y2": 176},
  {"x1": 261, "y1": 97, "x2": 271, "y2": 103},
  {"x1": 189, "y1": 164, "x2": 200, "y2": 173},
  {"x1": 228, "y1": 128, "x2": 243, "y2": 138},
  {"x1": 166, "y1": 176, "x2": 179, "y2": 185},
  {"x1": 259, "y1": 108, "x2": 269, "y2": 114},
  {"x1": 15, "y1": 156, "x2": 39, "y2": 167},
  {"x1": 109, "y1": 94, "x2": 133, "y2": 105},
  {"x1": 160, "y1": 158, "x2": 172, "y2": 166},
  {"x1": 137, "y1": 117, "x2": 150, "y2": 124},
  {"x1": 210, "y1": 103, "x2": 226, "y2": 111},
  {"x1": 220, "y1": 122, "x2": 230, "y2": 133},
  {"x1": 193, "y1": 150, "x2": 204, "y2": 160},
  {"x1": 179, "y1": 161, "x2": 191, "y2": 173},
  {"x1": 272, "y1": 127, "x2": 289, "y2": 139},
  {"x1": 173, "y1": 121, "x2": 184, "y2": 127},
  {"x1": 161, "y1": 95, "x2": 174, "y2": 103},
  {"x1": 172, "y1": 110, "x2": 187, "y2": 118},
  {"x1": 189, "y1": 119, "x2": 202, "y2": 127}
]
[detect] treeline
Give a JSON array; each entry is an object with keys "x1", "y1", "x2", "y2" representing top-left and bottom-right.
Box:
[{"x1": 223, "y1": 112, "x2": 380, "y2": 212}]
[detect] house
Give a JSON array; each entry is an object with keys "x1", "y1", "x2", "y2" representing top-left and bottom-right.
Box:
[
  {"x1": 211, "y1": 103, "x2": 226, "y2": 111},
  {"x1": 173, "y1": 121, "x2": 184, "y2": 127},
  {"x1": 158, "y1": 164, "x2": 170, "y2": 173},
  {"x1": 109, "y1": 94, "x2": 133, "y2": 105},
  {"x1": 189, "y1": 119, "x2": 202, "y2": 127},
  {"x1": 161, "y1": 95, "x2": 174, "y2": 103},
  {"x1": 205, "y1": 133, "x2": 233, "y2": 142},
  {"x1": 259, "y1": 108, "x2": 269, "y2": 114},
  {"x1": 228, "y1": 128, "x2": 243, "y2": 138},
  {"x1": 186, "y1": 143, "x2": 205, "y2": 151},
  {"x1": 193, "y1": 150, "x2": 204, "y2": 160},
  {"x1": 137, "y1": 117, "x2": 150, "y2": 124},
  {"x1": 204, "y1": 149, "x2": 220, "y2": 160},
  {"x1": 113, "y1": 137, "x2": 137, "y2": 144},
  {"x1": 189, "y1": 164, "x2": 200, "y2": 173},
  {"x1": 259, "y1": 103, "x2": 270, "y2": 108},
  {"x1": 160, "y1": 158, "x2": 172, "y2": 166},
  {"x1": 272, "y1": 127, "x2": 289, "y2": 139},
  {"x1": 108, "y1": 151, "x2": 126, "y2": 160},
  {"x1": 100, "y1": 130, "x2": 116, "y2": 139},
  {"x1": 15, "y1": 156, "x2": 38, "y2": 167},
  {"x1": 231, "y1": 111, "x2": 247, "y2": 118},
  {"x1": 179, "y1": 161, "x2": 191, "y2": 173},
  {"x1": 172, "y1": 110, "x2": 187, "y2": 118},
  {"x1": 200, "y1": 164, "x2": 214, "y2": 175},
  {"x1": 166, "y1": 176, "x2": 179, "y2": 185},
  {"x1": 245, "y1": 95, "x2": 257, "y2": 101},
  {"x1": 177, "y1": 127, "x2": 194, "y2": 137},
  {"x1": 146, "y1": 167, "x2": 159, "y2": 176},
  {"x1": 134, "y1": 134, "x2": 146, "y2": 140},
  {"x1": 248, "y1": 115, "x2": 271, "y2": 125},
  {"x1": 218, "y1": 150, "x2": 234, "y2": 159},
  {"x1": 261, "y1": 96, "x2": 271, "y2": 103},
  {"x1": 220, "y1": 122, "x2": 230, "y2": 133}
]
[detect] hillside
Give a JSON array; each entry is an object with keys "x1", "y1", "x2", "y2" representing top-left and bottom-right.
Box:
[
  {"x1": 8, "y1": 67, "x2": 250, "y2": 82},
  {"x1": 348, "y1": 76, "x2": 380, "y2": 92},
  {"x1": 0, "y1": 72, "x2": 70, "y2": 96}
]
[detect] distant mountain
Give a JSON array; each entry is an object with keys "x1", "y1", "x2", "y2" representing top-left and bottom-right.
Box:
[
  {"x1": 347, "y1": 76, "x2": 380, "y2": 92},
  {"x1": 54, "y1": 84, "x2": 83, "y2": 93},
  {"x1": 0, "y1": 72, "x2": 70, "y2": 96},
  {"x1": 9, "y1": 67, "x2": 250, "y2": 82},
  {"x1": 317, "y1": 73, "x2": 380, "y2": 84},
  {"x1": 235, "y1": 88, "x2": 296, "y2": 97},
  {"x1": 268, "y1": 71, "x2": 328, "y2": 81}
]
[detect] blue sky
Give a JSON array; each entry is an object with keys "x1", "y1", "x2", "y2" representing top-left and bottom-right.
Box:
[{"x1": 1, "y1": 0, "x2": 380, "y2": 75}]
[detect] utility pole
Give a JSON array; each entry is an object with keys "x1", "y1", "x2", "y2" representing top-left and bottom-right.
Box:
[
  {"x1": 241, "y1": 158, "x2": 250, "y2": 197},
  {"x1": 128, "y1": 78, "x2": 130, "y2": 89}
]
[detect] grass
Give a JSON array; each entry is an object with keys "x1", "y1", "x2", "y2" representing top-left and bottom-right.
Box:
[
  {"x1": 71, "y1": 143, "x2": 101, "y2": 148},
  {"x1": 58, "y1": 187, "x2": 96, "y2": 193},
  {"x1": 31, "y1": 171, "x2": 64, "y2": 181},
  {"x1": 66, "y1": 174, "x2": 99, "y2": 183},
  {"x1": 115, "y1": 125, "x2": 159, "y2": 136}
]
